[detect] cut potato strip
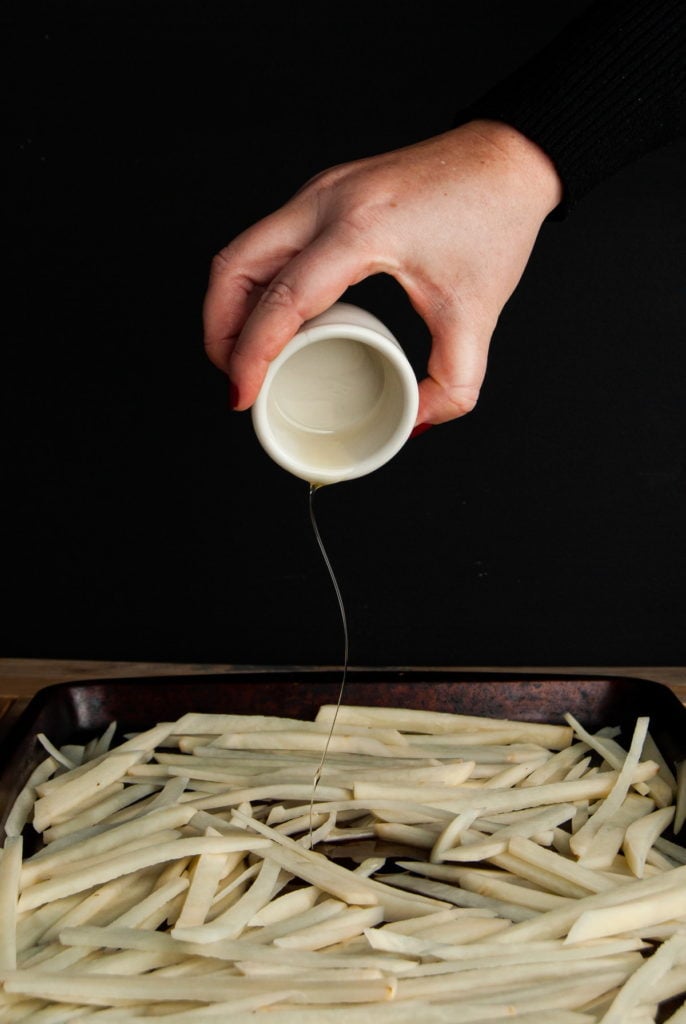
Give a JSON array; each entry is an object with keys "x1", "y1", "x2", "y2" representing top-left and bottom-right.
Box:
[
  {"x1": 392, "y1": 960, "x2": 635, "y2": 1002},
  {"x1": 430, "y1": 807, "x2": 483, "y2": 862},
  {"x1": 70, "y1": 1000, "x2": 551, "y2": 1024},
  {"x1": 2, "y1": 757, "x2": 59, "y2": 839},
  {"x1": 175, "y1": 712, "x2": 406, "y2": 741},
  {"x1": 564, "y1": 714, "x2": 650, "y2": 791},
  {"x1": 36, "y1": 868, "x2": 164, "y2": 946},
  {"x1": 2, "y1": 969, "x2": 398, "y2": 1005},
  {"x1": 568, "y1": 717, "x2": 651, "y2": 857},
  {"x1": 506, "y1": 836, "x2": 621, "y2": 893},
  {"x1": 33, "y1": 752, "x2": 149, "y2": 834},
  {"x1": 35, "y1": 735, "x2": 78, "y2": 772},
  {"x1": 368, "y1": 914, "x2": 511, "y2": 952},
  {"x1": 596, "y1": 929, "x2": 686, "y2": 1023},
  {"x1": 438, "y1": 804, "x2": 578, "y2": 863},
  {"x1": 357, "y1": 769, "x2": 657, "y2": 819},
  {"x1": 21, "y1": 804, "x2": 197, "y2": 887},
  {"x1": 210, "y1": 731, "x2": 412, "y2": 758},
  {"x1": 315, "y1": 705, "x2": 573, "y2": 749},
  {"x1": 56, "y1": 923, "x2": 415, "y2": 973},
  {"x1": 171, "y1": 856, "x2": 285, "y2": 943},
  {"x1": 656, "y1": 836, "x2": 686, "y2": 865},
  {"x1": 42, "y1": 783, "x2": 159, "y2": 843},
  {"x1": 493, "y1": 863, "x2": 686, "y2": 943},
  {"x1": 566, "y1": 885, "x2": 686, "y2": 944},
  {"x1": 18, "y1": 834, "x2": 272, "y2": 912},
  {"x1": 383, "y1": 936, "x2": 644, "y2": 970},
  {"x1": 173, "y1": 849, "x2": 228, "y2": 929},
  {"x1": 624, "y1": 804, "x2": 676, "y2": 878},
  {"x1": 577, "y1": 794, "x2": 657, "y2": 871},
  {"x1": 274, "y1": 905, "x2": 384, "y2": 950},
  {"x1": 246, "y1": 897, "x2": 347, "y2": 945},
  {"x1": 0, "y1": 837, "x2": 23, "y2": 969},
  {"x1": 521, "y1": 743, "x2": 592, "y2": 788},
  {"x1": 481, "y1": 759, "x2": 548, "y2": 789},
  {"x1": 375, "y1": 869, "x2": 536, "y2": 923},
  {"x1": 249, "y1": 885, "x2": 319, "y2": 927},
  {"x1": 228, "y1": 807, "x2": 446, "y2": 915}
]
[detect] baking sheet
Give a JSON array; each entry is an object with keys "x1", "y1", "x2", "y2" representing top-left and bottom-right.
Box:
[
  {"x1": 1, "y1": 668, "x2": 685, "y2": 1020},
  {"x1": 3, "y1": 667, "x2": 686, "y2": 841}
]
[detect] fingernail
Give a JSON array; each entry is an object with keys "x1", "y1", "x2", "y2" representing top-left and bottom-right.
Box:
[
  {"x1": 410, "y1": 422, "x2": 432, "y2": 439},
  {"x1": 229, "y1": 381, "x2": 240, "y2": 410}
]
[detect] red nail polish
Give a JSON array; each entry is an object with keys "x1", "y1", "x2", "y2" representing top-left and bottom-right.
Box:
[
  {"x1": 410, "y1": 422, "x2": 432, "y2": 439},
  {"x1": 229, "y1": 381, "x2": 240, "y2": 410}
]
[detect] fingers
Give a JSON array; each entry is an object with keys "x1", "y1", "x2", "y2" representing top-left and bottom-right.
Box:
[
  {"x1": 226, "y1": 224, "x2": 373, "y2": 410},
  {"x1": 414, "y1": 313, "x2": 493, "y2": 427},
  {"x1": 415, "y1": 375, "x2": 482, "y2": 426},
  {"x1": 202, "y1": 204, "x2": 315, "y2": 376}
]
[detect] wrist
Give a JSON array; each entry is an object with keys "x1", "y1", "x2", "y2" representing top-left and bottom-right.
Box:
[{"x1": 463, "y1": 119, "x2": 564, "y2": 217}]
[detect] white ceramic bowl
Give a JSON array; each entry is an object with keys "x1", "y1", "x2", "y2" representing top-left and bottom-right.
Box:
[{"x1": 251, "y1": 302, "x2": 419, "y2": 484}]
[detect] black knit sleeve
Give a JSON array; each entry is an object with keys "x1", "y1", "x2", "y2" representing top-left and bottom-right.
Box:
[{"x1": 457, "y1": 0, "x2": 685, "y2": 216}]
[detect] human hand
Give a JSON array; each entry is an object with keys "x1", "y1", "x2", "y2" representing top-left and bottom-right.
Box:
[{"x1": 203, "y1": 120, "x2": 562, "y2": 428}]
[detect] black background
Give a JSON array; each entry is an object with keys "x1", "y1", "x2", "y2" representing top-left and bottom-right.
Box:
[{"x1": 4, "y1": 1, "x2": 685, "y2": 668}]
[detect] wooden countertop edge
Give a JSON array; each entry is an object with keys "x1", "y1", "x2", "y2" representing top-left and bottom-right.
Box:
[{"x1": 2, "y1": 659, "x2": 686, "y2": 703}]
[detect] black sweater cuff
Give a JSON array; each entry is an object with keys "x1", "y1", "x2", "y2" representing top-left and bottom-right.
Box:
[{"x1": 456, "y1": 0, "x2": 685, "y2": 217}]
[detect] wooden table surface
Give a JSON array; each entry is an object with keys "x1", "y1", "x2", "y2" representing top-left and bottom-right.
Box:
[{"x1": 2, "y1": 659, "x2": 686, "y2": 738}]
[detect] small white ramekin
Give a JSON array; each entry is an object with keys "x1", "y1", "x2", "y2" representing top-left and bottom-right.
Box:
[{"x1": 251, "y1": 302, "x2": 419, "y2": 484}]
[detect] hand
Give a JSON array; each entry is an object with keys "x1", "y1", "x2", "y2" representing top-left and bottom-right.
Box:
[{"x1": 203, "y1": 119, "x2": 562, "y2": 427}]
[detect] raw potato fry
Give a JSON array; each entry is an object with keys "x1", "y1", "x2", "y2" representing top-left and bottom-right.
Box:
[
  {"x1": 2, "y1": 702, "x2": 685, "y2": 1022},
  {"x1": 3, "y1": 757, "x2": 59, "y2": 839},
  {"x1": 211, "y1": 731, "x2": 412, "y2": 758},
  {"x1": 624, "y1": 805, "x2": 676, "y2": 878},
  {"x1": 0, "y1": 837, "x2": 23, "y2": 969},
  {"x1": 21, "y1": 804, "x2": 197, "y2": 887},
  {"x1": 247, "y1": 897, "x2": 347, "y2": 945},
  {"x1": 565, "y1": 713, "x2": 652, "y2": 795},
  {"x1": 506, "y1": 835, "x2": 621, "y2": 893},
  {"x1": 42, "y1": 783, "x2": 159, "y2": 842},
  {"x1": 521, "y1": 742, "x2": 592, "y2": 787},
  {"x1": 32, "y1": 751, "x2": 148, "y2": 834},
  {"x1": 656, "y1": 836, "x2": 686, "y2": 865},
  {"x1": 578, "y1": 793, "x2": 657, "y2": 871},
  {"x1": 568, "y1": 717, "x2": 651, "y2": 857},
  {"x1": 172, "y1": 847, "x2": 228, "y2": 929},
  {"x1": 18, "y1": 833, "x2": 272, "y2": 912},
  {"x1": 2, "y1": 969, "x2": 398, "y2": 1005},
  {"x1": 315, "y1": 704, "x2": 574, "y2": 748},
  {"x1": 430, "y1": 807, "x2": 482, "y2": 862},
  {"x1": 437, "y1": 804, "x2": 578, "y2": 863},
  {"x1": 249, "y1": 884, "x2": 320, "y2": 926},
  {"x1": 566, "y1": 885, "x2": 686, "y2": 944},
  {"x1": 35, "y1": 733, "x2": 78, "y2": 771},
  {"x1": 274, "y1": 905, "x2": 385, "y2": 950},
  {"x1": 171, "y1": 856, "x2": 286, "y2": 943},
  {"x1": 597, "y1": 930, "x2": 686, "y2": 1023},
  {"x1": 372, "y1": 868, "x2": 541, "y2": 922}
]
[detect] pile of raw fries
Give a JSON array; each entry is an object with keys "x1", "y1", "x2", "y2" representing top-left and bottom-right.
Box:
[{"x1": 1, "y1": 702, "x2": 686, "y2": 1022}]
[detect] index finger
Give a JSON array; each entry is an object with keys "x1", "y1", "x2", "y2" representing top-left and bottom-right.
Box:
[
  {"x1": 202, "y1": 205, "x2": 315, "y2": 375},
  {"x1": 227, "y1": 223, "x2": 375, "y2": 410}
]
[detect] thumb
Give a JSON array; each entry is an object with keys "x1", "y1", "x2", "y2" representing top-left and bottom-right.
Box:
[{"x1": 414, "y1": 320, "x2": 493, "y2": 427}]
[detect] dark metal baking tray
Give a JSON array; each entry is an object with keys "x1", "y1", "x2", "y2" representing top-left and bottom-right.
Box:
[
  {"x1": 2, "y1": 668, "x2": 685, "y2": 1020},
  {"x1": 3, "y1": 667, "x2": 686, "y2": 842}
]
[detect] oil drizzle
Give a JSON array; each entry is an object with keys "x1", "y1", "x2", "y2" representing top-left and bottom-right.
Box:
[{"x1": 308, "y1": 482, "x2": 349, "y2": 841}]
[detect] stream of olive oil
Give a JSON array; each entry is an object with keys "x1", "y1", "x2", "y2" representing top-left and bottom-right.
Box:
[{"x1": 308, "y1": 482, "x2": 349, "y2": 835}]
